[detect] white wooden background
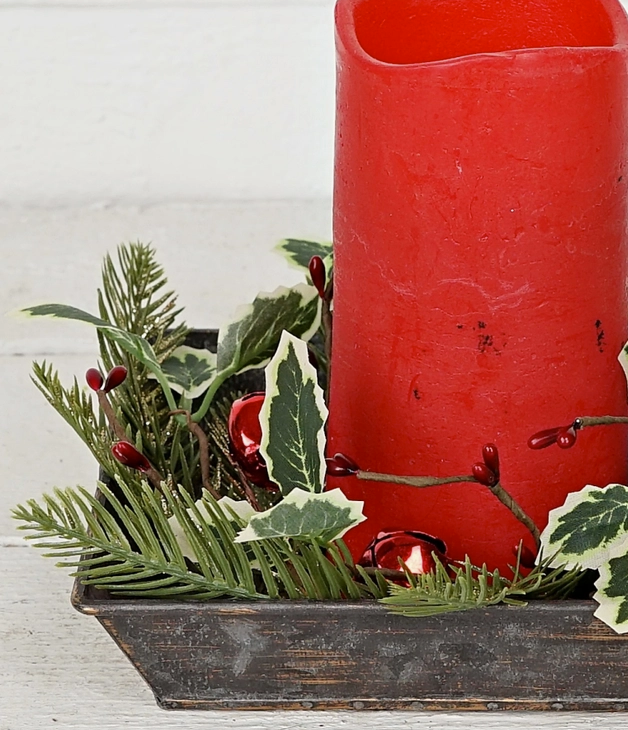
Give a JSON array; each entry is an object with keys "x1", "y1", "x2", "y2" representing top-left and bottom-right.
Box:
[{"x1": 3, "y1": 0, "x2": 628, "y2": 727}]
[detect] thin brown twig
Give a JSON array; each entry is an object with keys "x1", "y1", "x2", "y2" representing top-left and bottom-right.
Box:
[
  {"x1": 96, "y1": 390, "x2": 128, "y2": 441},
  {"x1": 575, "y1": 415, "x2": 628, "y2": 428},
  {"x1": 170, "y1": 409, "x2": 220, "y2": 500},
  {"x1": 357, "y1": 471, "x2": 474, "y2": 488},
  {"x1": 232, "y1": 463, "x2": 262, "y2": 512},
  {"x1": 357, "y1": 469, "x2": 541, "y2": 548},
  {"x1": 488, "y1": 481, "x2": 541, "y2": 548}
]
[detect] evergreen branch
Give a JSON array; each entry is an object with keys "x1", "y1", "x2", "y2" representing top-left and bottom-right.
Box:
[
  {"x1": 12, "y1": 479, "x2": 381, "y2": 602},
  {"x1": 31, "y1": 361, "x2": 119, "y2": 477},
  {"x1": 380, "y1": 554, "x2": 583, "y2": 617},
  {"x1": 96, "y1": 243, "x2": 189, "y2": 478}
]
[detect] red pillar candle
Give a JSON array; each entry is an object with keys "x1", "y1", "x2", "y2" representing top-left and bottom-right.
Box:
[{"x1": 329, "y1": 0, "x2": 628, "y2": 571}]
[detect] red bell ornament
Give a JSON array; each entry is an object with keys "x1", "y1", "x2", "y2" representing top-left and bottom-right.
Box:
[
  {"x1": 227, "y1": 393, "x2": 277, "y2": 490},
  {"x1": 359, "y1": 530, "x2": 448, "y2": 576},
  {"x1": 330, "y1": 0, "x2": 628, "y2": 572}
]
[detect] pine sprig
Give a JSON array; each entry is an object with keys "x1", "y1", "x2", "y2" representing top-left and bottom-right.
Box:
[
  {"x1": 30, "y1": 361, "x2": 120, "y2": 477},
  {"x1": 96, "y1": 243, "x2": 189, "y2": 476},
  {"x1": 380, "y1": 554, "x2": 583, "y2": 617},
  {"x1": 12, "y1": 480, "x2": 383, "y2": 601}
]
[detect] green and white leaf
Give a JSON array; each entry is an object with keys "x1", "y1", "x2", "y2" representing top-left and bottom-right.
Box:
[
  {"x1": 159, "y1": 346, "x2": 217, "y2": 400},
  {"x1": 235, "y1": 488, "x2": 365, "y2": 544},
  {"x1": 259, "y1": 330, "x2": 327, "y2": 495},
  {"x1": 540, "y1": 483, "x2": 628, "y2": 570},
  {"x1": 168, "y1": 495, "x2": 256, "y2": 561},
  {"x1": 594, "y1": 550, "x2": 628, "y2": 634},
  {"x1": 20, "y1": 302, "x2": 177, "y2": 410},
  {"x1": 274, "y1": 238, "x2": 333, "y2": 271},
  {"x1": 217, "y1": 284, "x2": 320, "y2": 375}
]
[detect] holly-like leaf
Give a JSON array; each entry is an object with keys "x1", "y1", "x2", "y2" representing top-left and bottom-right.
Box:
[
  {"x1": 594, "y1": 551, "x2": 628, "y2": 634},
  {"x1": 21, "y1": 302, "x2": 177, "y2": 410},
  {"x1": 259, "y1": 330, "x2": 327, "y2": 495},
  {"x1": 20, "y1": 303, "x2": 110, "y2": 327},
  {"x1": 541, "y1": 483, "x2": 628, "y2": 569},
  {"x1": 168, "y1": 496, "x2": 256, "y2": 561},
  {"x1": 160, "y1": 346, "x2": 217, "y2": 400},
  {"x1": 234, "y1": 488, "x2": 365, "y2": 544},
  {"x1": 217, "y1": 284, "x2": 320, "y2": 375},
  {"x1": 274, "y1": 238, "x2": 333, "y2": 271}
]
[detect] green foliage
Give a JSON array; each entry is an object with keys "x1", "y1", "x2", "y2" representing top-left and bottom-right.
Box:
[
  {"x1": 380, "y1": 554, "x2": 583, "y2": 617},
  {"x1": 160, "y1": 346, "x2": 217, "y2": 400},
  {"x1": 541, "y1": 482, "x2": 628, "y2": 634},
  {"x1": 260, "y1": 331, "x2": 327, "y2": 495},
  {"x1": 235, "y1": 488, "x2": 366, "y2": 544},
  {"x1": 30, "y1": 361, "x2": 120, "y2": 477},
  {"x1": 595, "y1": 552, "x2": 628, "y2": 633},
  {"x1": 274, "y1": 238, "x2": 333, "y2": 272},
  {"x1": 541, "y1": 483, "x2": 628, "y2": 569},
  {"x1": 12, "y1": 480, "x2": 383, "y2": 602},
  {"x1": 22, "y1": 301, "x2": 178, "y2": 412}
]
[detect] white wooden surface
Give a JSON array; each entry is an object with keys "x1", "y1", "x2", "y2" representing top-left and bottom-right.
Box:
[
  {"x1": 0, "y1": 1, "x2": 335, "y2": 205},
  {"x1": 1, "y1": 200, "x2": 628, "y2": 729}
]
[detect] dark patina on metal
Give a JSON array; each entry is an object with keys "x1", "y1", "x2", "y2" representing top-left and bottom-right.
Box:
[
  {"x1": 72, "y1": 581, "x2": 628, "y2": 711},
  {"x1": 70, "y1": 330, "x2": 628, "y2": 711}
]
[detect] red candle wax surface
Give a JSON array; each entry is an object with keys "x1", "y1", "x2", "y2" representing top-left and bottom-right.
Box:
[{"x1": 329, "y1": 0, "x2": 628, "y2": 571}]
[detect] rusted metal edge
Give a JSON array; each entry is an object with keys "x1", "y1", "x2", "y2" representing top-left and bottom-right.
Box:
[
  {"x1": 154, "y1": 697, "x2": 628, "y2": 712},
  {"x1": 71, "y1": 587, "x2": 605, "y2": 621}
]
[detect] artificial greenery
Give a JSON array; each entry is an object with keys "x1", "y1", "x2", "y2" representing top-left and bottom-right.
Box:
[
  {"x1": 13, "y1": 476, "x2": 380, "y2": 601},
  {"x1": 14, "y1": 241, "x2": 591, "y2": 618},
  {"x1": 382, "y1": 553, "x2": 584, "y2": 617}
]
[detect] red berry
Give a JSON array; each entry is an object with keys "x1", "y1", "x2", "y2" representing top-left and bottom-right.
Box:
[
  {"x1": 557, "y1": 426, "x2": 577, "y2": 449},
  {"x1": 111, "y1": 441, "x2": 152, "y2": 472},
  {"x1": 325, "y1": 452, "x2": 359, "y2": 477},
  {"x1": 472, "y1": 462, "x2": 498, "y2": 487},
  {"x1": 308, "y1": 255, "x2": 327, "y2": 299},
  {"x1": 527, "y1": 427, "x2": 562, "y2": 450},
  {"x1": 359, "y1": 530, "x2": 447, "y2": 580},
  {"x1": 482, "y1": 443, "x2": 500, "y2": 480},
  {"x1": 86, "y1": 368, "x2": 104, "y2": 392},
  {"x1": 228, "y1": 393, "x2": 277, "y2": 490},
  {"x1": 512, "y1": 543, "x2": 537, "y2": 569},
  {"x1": 104, "y1": 365, "x2": 128, "y2": 393}
]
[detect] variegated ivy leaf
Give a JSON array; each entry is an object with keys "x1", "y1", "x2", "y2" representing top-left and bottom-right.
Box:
[
  {"x1": 274, "y1": 238, "x2": 333, "y2": 271},
  {"x1": 259, "y1": 330, "x2": 327, "y2": 495},
  {"x1": 168, "y1": 496, "x2": 256, "y2": 561},
  {"x1": 160, "y1": 346, "x2": 217, "y2": 400},
  {"x1": 594, "y1": 551, "x2": 628, "y2": 634},
  {"x1": 20, "y1": 302, "x2": 176, "y2": 409},
  {"x1": 217, "y1": 283, "x2": 320, "y2": 375},
  {"x1": 540, "y1": 483, "x2": 628, "y2": 570},
  {"x1": 234, "y1": 488, "x2": 366, "y2": 544}
]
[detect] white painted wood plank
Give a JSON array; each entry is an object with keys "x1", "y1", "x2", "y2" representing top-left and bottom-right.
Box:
[
  {"x1": 0, "y1": 6, "x2": 334, "y2": 205},
  {"x1": 3, "y1": 545, "x2": 628, "y2": 729},
  {"x1": 0, "y1": 201, "x2": 330, "y2": 350}
]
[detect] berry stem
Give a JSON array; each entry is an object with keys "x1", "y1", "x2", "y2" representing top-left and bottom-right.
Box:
[
  {"x1": 170, "y1": 410, "x2": 220, "y2": 500},
  {"x1": 574, "y1": 415, "x2": 628, "y2": 428},
  {"x1": 231, "y1": 462, "x2": 262, "y2": 512},
  {"x1": 96, "y1": 390, "x2": 128, "y2": 442},
  {"x1": 487, "y1": 481, "x2": 541, "y2": 548},
  {"x1": 357, "y1": 470, "x2": 541, "y2": 548},
  {"x1": 356, "y1": 471, "x2": 473, "y2": 487}
]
